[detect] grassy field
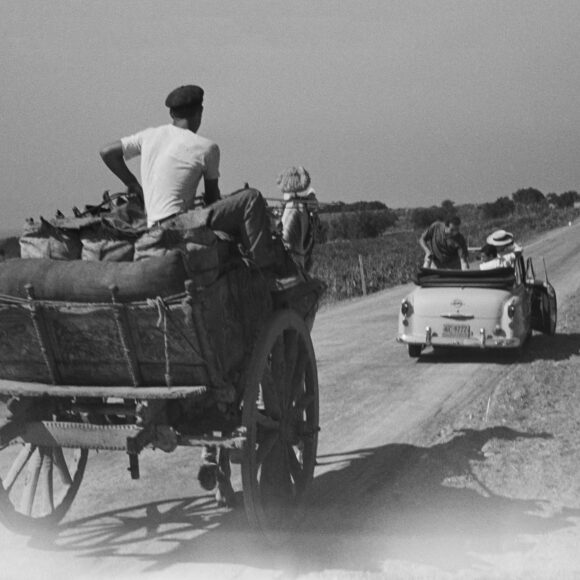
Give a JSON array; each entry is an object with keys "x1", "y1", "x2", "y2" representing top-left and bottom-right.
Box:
[{"x1": 311, "y1": 206, "x2": 580, "y2": 305}]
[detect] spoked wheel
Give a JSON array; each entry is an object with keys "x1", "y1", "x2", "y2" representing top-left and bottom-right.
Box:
[
  {"x1": 0, "y1": 440, "x2": 88, "y2": 533},
  {"x1": 241, "y1": 309, "x2": 319, "y2": 543}
]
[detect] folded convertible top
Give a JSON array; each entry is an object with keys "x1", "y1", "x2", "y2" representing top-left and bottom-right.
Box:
[{"x1": 413, "y1": 267, "x2": 516, "y2": 289}]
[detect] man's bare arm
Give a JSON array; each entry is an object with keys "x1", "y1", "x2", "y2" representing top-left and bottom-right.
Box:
[
  {"x1": 100, "y1": 140, "x2": 143, "y2": 197},
  {"x1": 202, "y1": 178, "x2": 221, "y2": 206},
  {"x1": 418, "y1": 229, "x2": 432, "y2": 256}
]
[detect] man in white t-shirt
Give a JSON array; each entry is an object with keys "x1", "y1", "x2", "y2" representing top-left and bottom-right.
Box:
[
  {"x1": 100, "y1": 85, "x2": 220, "y2": 225},
  {"x1": 100, "y1": 85, "x2": 284, "y2": 270}
]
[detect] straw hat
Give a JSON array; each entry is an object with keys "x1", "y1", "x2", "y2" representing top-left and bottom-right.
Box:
[
  {"x1": 486, "y1": 229, "x2": 514, "y2": 248},
  {"x1": 276, "y1": 166, "x2": 311, "y2": 195}
]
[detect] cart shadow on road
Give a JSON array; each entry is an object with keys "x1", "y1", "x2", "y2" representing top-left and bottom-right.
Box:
[
  {"x1": 25, "y1": 425, "x2": 580, "y2": 577},
  {"x1": 296, "y1": 425, "x2": 579, "y2": 575}
]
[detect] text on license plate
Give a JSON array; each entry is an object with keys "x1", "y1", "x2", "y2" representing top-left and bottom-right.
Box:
[{"x1": 442, "y1": 324, "x2": 470, "y2": 338}]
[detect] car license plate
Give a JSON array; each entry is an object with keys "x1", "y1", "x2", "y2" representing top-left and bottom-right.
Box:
[{"x1": 442, "y1": 324, "x2": 470, "y2": 338}]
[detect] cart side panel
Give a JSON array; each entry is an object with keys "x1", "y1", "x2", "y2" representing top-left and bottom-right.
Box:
[
  {"x1": 46, "y1": 306, "x2": 128, "y2": 385},
  {"x1": 200, "y1": 266, "x2": 273, "y2": 388},
  {"x1": 0, "y1": 266, "x2": 275, "y2": 390},
  {"x1": 0, "y1": 300, "x2": 211, "y2": 387},
  {"x1": 127, "y1": 302, "x2": 210, "y2": 386},
  {"x1": 0, "y1": 306, "x2": 51, "y2": 383}
]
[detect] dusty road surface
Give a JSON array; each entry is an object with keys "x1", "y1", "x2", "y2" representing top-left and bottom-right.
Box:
[{"x1": 1, "y1": 221, "x2": 580, "y2": 579}]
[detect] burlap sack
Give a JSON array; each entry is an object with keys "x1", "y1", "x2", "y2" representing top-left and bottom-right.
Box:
[
  {"x1": 80, "y1": 224, "x2": 135, "y2": 262},
  {"x1": 0, "y1": 251, "x2": 188, "y2": 302},
  {"x1": 19, "y1": 217, "x2": 82, "y2": 260},
  {"x1": 134, "y1": 210, "x2": 219, "y2": 287}
]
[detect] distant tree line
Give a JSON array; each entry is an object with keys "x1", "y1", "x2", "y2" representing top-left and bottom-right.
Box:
[
  {"x1": 320, "y1": 200, "x2": 389, "y2": 214},
  {"x1": 315, "y1": 186, "x2": 579, "y2": 241},
  {"x1": 409, "y1": 199, "x2": 458, "y2": 229},
  {"x1": 547, "y1": 190, "x2": 580, "y2": 208},
  {"x1": 480, "y1": 188, "x2": 579, "y2": 220},
  {"x1": 409, "y1": 188, "x2": 580, "y2": 229}
]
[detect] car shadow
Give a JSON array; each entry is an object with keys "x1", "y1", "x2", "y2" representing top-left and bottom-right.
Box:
[
  {"x1": 26, "y1": 426, "x2": 580, "y2": 577},
  {"x1": 520, "y1": 332, "x2": 580, "y2": 362},
  {"x1": 415, "y1": 332, "x2": 580, "y2": 364}
]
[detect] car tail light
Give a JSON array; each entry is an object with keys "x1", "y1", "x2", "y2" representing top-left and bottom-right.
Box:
[
  {"x1": 507, "y1": 302, "x2": 516, "y2": 319},
  {"x1": 401, "y1": 300, "x2": 411, "y2": 316}
]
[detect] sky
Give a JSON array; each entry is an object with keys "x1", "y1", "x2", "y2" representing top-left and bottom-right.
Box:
[{"x1": 2, "y1": 0, "x2": 580, "y2": 232}]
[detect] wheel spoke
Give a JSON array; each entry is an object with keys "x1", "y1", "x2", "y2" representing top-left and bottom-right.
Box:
[
  {"x1": 260, "y1": 439, "x2": 293, "y2": 520},
  {"x1": 289, "y1": 344, "x2": 308, "y2": 408},
  {"x1": 283, "y1": 330, "x2": 300, "y2": 408},
  {"x1": 256, "y1": 431, "x2": 279, "y2": 468},
  {"x1": 270, "y1": 337, "x2": 286, "y2": 404},
  {"x1": 39, "y1": 449, "x2": 55, "y2": 514},
  {"x1": 19, "y1": 447, "x2": 43, "y2": 516},
  {"x1": 287, "y1": 444, "x2": 304, "y2": 488},
  {"x1": 53, "y1": 447, "x2": 73, "y2": 486},
  {"x1": 3, "y1": 444, "x2": 35, "y2": 493},
  {"x1": 295, "y1": 392, "x2": 315, "y2": 412},
  {"x1": 260, "y1": 367, "x2": 281, "y2": 419},
  {"x1": 255, "y1": 412, "x2": 280, "y2": 431}
]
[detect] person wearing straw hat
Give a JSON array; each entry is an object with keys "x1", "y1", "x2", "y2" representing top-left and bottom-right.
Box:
[
  {"x1": 276, "y1": 166, "x2": 319, "y2": 271},
  {"x1": 480, "y1": 229, "x2": 522, "y2": 269}
]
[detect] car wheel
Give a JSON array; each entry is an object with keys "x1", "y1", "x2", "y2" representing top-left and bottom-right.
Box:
[{"x1": 408, "y1": 344, "x2": 423, "y2": 358}]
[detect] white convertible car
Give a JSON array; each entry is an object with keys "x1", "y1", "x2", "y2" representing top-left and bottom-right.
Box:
[{"x1": 397, "y1": 253, "x2": 557, "y2": 357}]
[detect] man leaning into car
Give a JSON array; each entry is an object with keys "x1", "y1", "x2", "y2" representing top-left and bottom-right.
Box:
[{"x1": 419, "y1": 216, "x2": 469, "y2": 270}]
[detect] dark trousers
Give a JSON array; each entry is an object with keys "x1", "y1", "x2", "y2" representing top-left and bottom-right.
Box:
[{"x1": 204, "y1": 189, "x2": 273, "y2": 267}]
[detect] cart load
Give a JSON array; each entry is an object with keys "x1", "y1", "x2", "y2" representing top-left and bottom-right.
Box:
[{"x1": 0, "y1": 191, "x2": 325, "y2": 541}]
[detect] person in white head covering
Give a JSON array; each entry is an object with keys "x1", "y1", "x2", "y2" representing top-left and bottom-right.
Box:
[
  {"x1": 276, "y1": 166, "x2": 319, "y2": 271},
  {"x1": 480, "y1": 229, "x2": 522, "y2": 269}
]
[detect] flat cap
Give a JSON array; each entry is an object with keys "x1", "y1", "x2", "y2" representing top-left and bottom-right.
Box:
[{"x1": 165, "y1": 85, "x2": 204, "y2": 109}]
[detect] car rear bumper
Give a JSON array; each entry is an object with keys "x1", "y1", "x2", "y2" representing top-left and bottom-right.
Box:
[{"x1": 397, "y1": 334, "x2": 523, "y2": 349}]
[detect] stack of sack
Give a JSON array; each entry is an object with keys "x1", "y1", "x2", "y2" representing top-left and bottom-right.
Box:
[{"x1": 17, "y1": 198, "x2": 222, "y2": 296}]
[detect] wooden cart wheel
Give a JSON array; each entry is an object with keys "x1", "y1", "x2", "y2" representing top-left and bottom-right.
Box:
[
  {"x1": 0, "y1": 440, "x2": 88, "y2": 532},
  {"x1": 241, "y1": 309, "x2": 319, "y2": 542}
]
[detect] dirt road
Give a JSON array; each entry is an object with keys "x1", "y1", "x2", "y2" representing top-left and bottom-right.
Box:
[{"x1": 1, "y1": 221, "x2": 580, "y2": 579}]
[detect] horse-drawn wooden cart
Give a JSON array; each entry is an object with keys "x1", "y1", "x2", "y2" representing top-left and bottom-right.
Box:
[{"x1": 0, "y1": 249, "x2": 325, "y2": 540}]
